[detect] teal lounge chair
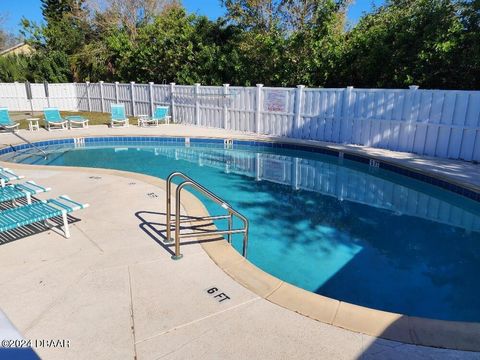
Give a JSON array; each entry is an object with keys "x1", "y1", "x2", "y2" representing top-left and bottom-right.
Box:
[
  {"x1": 43, "y1": 108, "x2": 68, "y2": 131},
  {"x1": 0, "y1": 195, "x2": 89, "y2": 238},
  {"x1": 0, "y1": 168, "x2": 24, "y2": 187},
  {"x1": 111, "y1": 104, "x2": 129, "y2": 128},
  {"x1": 0, "y1": 108, "x2": 19, "y2": 132},
  {"x1": 139, "y1": 106, "x2": 171, "y2": 127},
  {"x1": 65, "y1": 115, "x2": 89, "y2": 129},
  {"x1": 0, "y1": 181, "x2": 50, "y2": 205}
]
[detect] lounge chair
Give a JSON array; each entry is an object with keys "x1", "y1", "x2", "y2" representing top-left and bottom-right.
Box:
[
  {"x1": 139, "y1": 106, "x2": 171, "y2": 127},
  {"x1": 0, "y1": 195, "x2": 89, "y2": 238},
  {"x1": 0, "y1": 108, "x2": 19, "y2": 132},
  {"x1": 43, "y1": 108, "x2": 68, "y2": 131},
  {"x1": 111, "y1": 104, "x2": 129, "y2": 128},
  {"x1": 0, "y1": 168, "x2": 24, "y2": 187},
  {"x1": 0, "y1": 181, "x2": 50, "y2": 205},
  {"x1": 65, "y1": 115, "x2": 89, "y2": 129}
]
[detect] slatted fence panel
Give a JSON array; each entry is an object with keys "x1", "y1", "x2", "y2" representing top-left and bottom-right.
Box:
[
  {"x1": 134, "y1": 84, "x2": 150, "y2": 116},
  {"x1": 198, "y1": 86, "x2": 224, "y2": 128},
  {"x1": 228, "y1": 86, "x2": 256, "y2": 132},
  {"x1": 75, "y1": 83, "x2": 88, "y2": 111},
  {"x1": 88, "y1": 83, "x2": 102, "y2": 112},
  {"x1": 102, "y1": 83, "x2": 116, "y2": 114},
  {"x1": 173, "y1": 85, "x2": 195, "y2": 125}
]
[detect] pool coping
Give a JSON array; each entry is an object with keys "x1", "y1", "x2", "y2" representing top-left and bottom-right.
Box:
[{"x1": 1, "y1": 134, "x2": 480, "y2": 352}]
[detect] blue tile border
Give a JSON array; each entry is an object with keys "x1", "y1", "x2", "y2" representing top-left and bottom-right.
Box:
[{"x1": 1, "y1": 135, "x2": 479, "y2": 202}]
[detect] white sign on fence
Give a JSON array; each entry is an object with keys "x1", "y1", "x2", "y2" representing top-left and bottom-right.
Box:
[{"x1": 265, "y1": 90, "x2": 287, "y2": 112}]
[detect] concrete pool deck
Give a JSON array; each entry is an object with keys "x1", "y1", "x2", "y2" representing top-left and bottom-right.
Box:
[{"x1": 0, "y1": 126, "x2": 479, "y2": 359}]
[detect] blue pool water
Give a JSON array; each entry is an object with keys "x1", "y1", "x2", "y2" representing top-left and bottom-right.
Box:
[{"x1": 3, "y1": 140, "x2": 480, "y2": 321}]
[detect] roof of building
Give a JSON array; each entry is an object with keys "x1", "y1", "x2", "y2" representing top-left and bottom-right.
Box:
[{"x1": 0, "y1": 42, "x2": 33, "y2": 56}]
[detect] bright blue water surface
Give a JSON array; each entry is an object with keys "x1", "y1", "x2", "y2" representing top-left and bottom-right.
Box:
[{"x1": 4, "y1": 141, "x2": 480, "y2": 322}]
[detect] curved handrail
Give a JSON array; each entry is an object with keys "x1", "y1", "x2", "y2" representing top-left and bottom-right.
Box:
[
  {"x1": 166, "y1": 172, "x2": 249, "y2": 259},
  {"x1": 10, "y1": 132, "x2": 47, "y2": 159}
]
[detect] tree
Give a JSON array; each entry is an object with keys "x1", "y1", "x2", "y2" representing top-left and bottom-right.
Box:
[
  {"x1": 283, "y1": 0, "x2": 349, "y2": 86},
  {"x1": 337, "y1": 0, "x2": 468, "y2": 89},
  {"x1": 20, "y1": 0, "x2": 91, "y2": 81},
  {"x1": 1, "y1": 0, "x2": 477, "y2": 88},
  {"x1": 87, "y1": 0, "x2": 181, "y2": 38},
  {"x1": 222, "y1": 0, "x2": 349, "y2": 86},
  {"x1": 120, "y1": 7, "x2": 209, "y2": 83},
  {"x1": 0, "y1": 55, "x2": 29, "y2": 81},
  {"x1": 455, "y1": 0, "x2": 480, "y2": 88},
  {"x1": 41, "y1": 0, "x2": 83, "y2": 21}
]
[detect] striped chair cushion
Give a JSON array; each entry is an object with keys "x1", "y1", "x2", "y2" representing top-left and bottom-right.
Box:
[
  {"x1": 0, "y1": 202, "x2": 63, "y2": 232},
  {"x1": 0, "y1": 186, "x2": 26, "y2": 202}
]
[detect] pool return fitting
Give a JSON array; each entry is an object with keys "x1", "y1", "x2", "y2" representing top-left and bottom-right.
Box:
[{"x1": 166, "y1": 172, "x2": 249, "y2": 260}]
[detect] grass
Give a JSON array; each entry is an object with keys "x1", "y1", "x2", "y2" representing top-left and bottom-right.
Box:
[{"x1": 10, "y1": 111, "x2": 111, "y2": 129}]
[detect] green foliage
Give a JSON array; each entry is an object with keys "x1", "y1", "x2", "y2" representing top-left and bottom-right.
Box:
[
  {"x1": 338, "y1": 0, "x2": 470, "y2": 89},
  {"x1": 18, "y1": 0, "x2": 89, "y2": 82},
  {"x1": 0, "y1": 55, "x2": 29, "y2": 82},
  {"x1": 26, "y1": 50, "x2": 72, "y2": 82},
  {"x1": 41, "y1": 0, "x2": 84, "y2": 21},
  {"x1": 0, "y1": 0, "x2": 477, "y2": 88}
]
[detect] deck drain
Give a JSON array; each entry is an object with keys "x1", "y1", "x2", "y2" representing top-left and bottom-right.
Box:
[{"x1": 88, "y1": 176, "x2": 102, "y2": 180}]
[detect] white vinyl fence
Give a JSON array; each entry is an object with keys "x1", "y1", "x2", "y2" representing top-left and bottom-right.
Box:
[
  {"x1": 1, "y1": 81, "x2": 480, "y2": 161},
  {"x1": 0, "y1": 82, "x2": 78, "y2": 111}
]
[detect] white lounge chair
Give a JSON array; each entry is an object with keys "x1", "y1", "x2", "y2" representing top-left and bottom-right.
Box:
[
  {"x1": 111, "y1": 104, "x2": 129, "y2": 128},
  {"x1": 0, "y1": 195, "x2": 89, "y2": 238},
  {"x1": 0, "y1": 168, "x2": 24, "y2": 187},
  {"x1": 65, "y1": 115, "x2": 89, "y2": 129},
  {"x1": 0, "y1": 181, "x2": 50, "y2": 205},
  {"x1": 43, "y1": 108, "x2": 68, "y2": 131},
  {"x1": 138, "y1": 106, "x2": 171, "y2": 127},
  {"x1": 0, "y1": 108, "x2": 20, "y2": 132}
]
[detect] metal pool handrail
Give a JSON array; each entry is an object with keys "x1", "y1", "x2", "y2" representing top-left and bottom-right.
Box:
[
  {"x1": 10, "y1": 132, "x2": 47, "y2": 159},
  {"x1": 166, "y1": 171, "x2": 249, "y2": 260}
]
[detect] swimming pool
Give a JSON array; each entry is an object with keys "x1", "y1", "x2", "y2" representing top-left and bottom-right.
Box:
[{"x1": 2, "y1": 137, "x2": 480, "y2": 322}]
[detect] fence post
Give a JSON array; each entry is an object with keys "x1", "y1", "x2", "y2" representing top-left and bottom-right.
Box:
[
  {"x1": 130, "y1": 81, "x2": 136, "y2": 116},
  {"x1": 13, "y1": 81, "x2": 19, "y2": 111},
  {"x1": 194, "y1": 83, "x2": 201, "y2": 126},
  {"x1": 86, "y1": 81, "x2": 91, "y2": 112},
  {"x1": 17, "y1": 81, "x2": 26, "y2": 112},
  {"x1": 293, "y1": 85, "x2": 304, "y2": 138},
  {"x1": 114, "y1": 81, "x2": 119, "y2": 103},
  {"x1": 99, "y1": 81, "x2": 105, "y2": 113},
  {"x1": 255, "y1": 84, "x2": 264, "y2": 134},
  {"x1": 170, "y1": 83, "x2": 176, "y2": 123},
  {"x1": 223, "y1": 83, "x2": 230, "y2": 130},
  {"x1": 149, "y1": 82, "x2": 154, "y2": 116},
  {"x1": 341, "y1": 86, "x2": 354, "y2": 143}
]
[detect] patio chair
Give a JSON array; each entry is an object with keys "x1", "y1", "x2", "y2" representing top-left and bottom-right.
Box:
[
  {"x1": 0, "y1": 181, "x2": 50, "y2": 205},
  {"x1": 110, "y1": 104, "x2": 129, "y2": 128},
  {"x1": 139, "y1": 106, "x2": 171, "y2": 127},
  {"x1": 0, "y1": 195, "x2": 89, "y2": 238},
  {"x1": 65, "y1": 115, "x2": 89, "y2": 129},
  {"x1": 43, "y1": 108, "x2": 68, "y2": 131},
  {"x1": 0, "y1": 168, "x2": 24, "y2": 187},
  {"x1": 0, "y1": 108, "x2": 20, "y2": 132}
]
